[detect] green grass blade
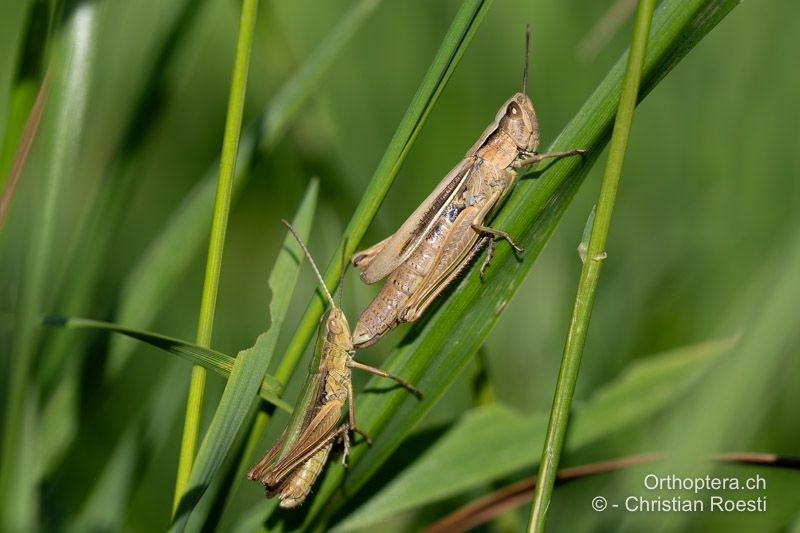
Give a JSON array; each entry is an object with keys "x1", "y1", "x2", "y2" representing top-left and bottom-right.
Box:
[
  {"x1": 43, "y1": 316, "x2": 290, "y2": 412},
  {"x1": 174, "y1": 0, "x2": 260, "y2": 509},
  {"x1": 334, "y1": 337, "x2": 734, "y2": 531},
  {"x1": 275, "y1": 0, "x2": 495, "y2": 444},
  {"x1": 0, "y1": 4, "x2": 100, "y2": 530},
  {"x1": 529, "y1": 1, "x2": 655, "y2": 529},
  {"x1": 169, "y1": 176, "x2": 317, "y2": 532},
  {"x1": 295, "y1": 0, "x2": 739, "y2": 529}
]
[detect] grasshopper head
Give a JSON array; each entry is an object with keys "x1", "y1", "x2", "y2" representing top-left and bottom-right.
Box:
[
  {"x1": 324, "y1": 307, "x2": 352, "y2": 349},
  {"x1": 497, "y1": 92, "x2": 540, "y2": 153}
]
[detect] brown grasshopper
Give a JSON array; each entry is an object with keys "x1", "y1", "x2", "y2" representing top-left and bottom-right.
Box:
[
  {"x1": 351, "y1": 28, "x2": 586, "y2": 348},
  {"x1": 248, "y1": 220, "x2": 421, "y2": 508}
]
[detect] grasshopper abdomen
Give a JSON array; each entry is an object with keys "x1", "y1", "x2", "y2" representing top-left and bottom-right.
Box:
[
  {"x1": 274, "y1": 442, "x2": 334, "y2": 508},
  {"x1": 353, "y1": 208, "x2": 461, "y2": 347}
]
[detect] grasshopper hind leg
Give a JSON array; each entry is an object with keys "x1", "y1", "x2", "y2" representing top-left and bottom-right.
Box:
[{"x1": 347, "y1": 377, "x2": 373, "y2": 445}]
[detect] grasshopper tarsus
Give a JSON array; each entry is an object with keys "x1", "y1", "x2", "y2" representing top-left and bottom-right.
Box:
[
  {"x1": 401, "y1": 383, "x2": 423, "y2": 400},
  {"x1": 340, "y1": 426, "x2": 352, "y2": 467},
  {"x1": 353, "y1": 426, "x2": 373, "y2": 446},
  {"x1": 480, "y1": 237, "x2": 496, "y2": 280}
]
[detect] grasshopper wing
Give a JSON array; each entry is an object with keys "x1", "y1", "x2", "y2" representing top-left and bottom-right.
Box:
[
  {"x1": 355, "y1": 158, "x2": 475, "y2": 284},
  {"x1": 247, "y1": 428, "x2": 287, "y2": 481},
  {"x1": 263, "y1": 400, "x2": 344, "y2": 486}
]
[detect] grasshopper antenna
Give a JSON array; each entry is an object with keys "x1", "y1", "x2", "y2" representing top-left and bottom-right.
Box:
[
  {"x1": 522, "y1": 24, "x2": 531, "y2": 95},
  {"x1": 281, "y1": 219, "x2": 335, "y2": 309},
  {"x1": 337, "y1": 238, "x2": 349, "y2": 309}
]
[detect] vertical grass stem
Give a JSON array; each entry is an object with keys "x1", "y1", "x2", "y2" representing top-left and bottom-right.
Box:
[
  {"x1": 172, "y1": 0, "x2": 259, "y2": 513},
  {"x1": 527, "y1": 1, "x2": 655, "y2": 530}
]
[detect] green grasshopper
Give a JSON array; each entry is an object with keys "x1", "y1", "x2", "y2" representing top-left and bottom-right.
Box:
[
  {"x1": 248, "y1": 220, "x2": 421, "y2": 508},
  {"x1": 351, "y1": 28, "x2": 586, "y2": 348}
]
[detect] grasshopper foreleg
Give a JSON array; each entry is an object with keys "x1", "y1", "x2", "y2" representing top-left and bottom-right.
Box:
[{"x1": 472, "y1": 224, "x2": 525, "y2": 253}]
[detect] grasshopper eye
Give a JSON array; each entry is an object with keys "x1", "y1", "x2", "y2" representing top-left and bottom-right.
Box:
[{"x1": 506, "y1": 102, "x2": 521, "y2": 117}]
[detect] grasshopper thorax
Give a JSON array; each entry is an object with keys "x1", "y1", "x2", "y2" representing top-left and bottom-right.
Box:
[
  {"x1": 496, "y1": 92, "x2": 540, "y2": 153},
  {"x1": 309, "y1": 307, "x2": 353, "y2": 370}
]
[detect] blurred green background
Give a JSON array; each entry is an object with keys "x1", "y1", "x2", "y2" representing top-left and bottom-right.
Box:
[{"x1": 1, "y1": 0, "x2": 798, "y2": 531}]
